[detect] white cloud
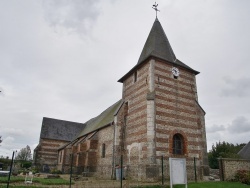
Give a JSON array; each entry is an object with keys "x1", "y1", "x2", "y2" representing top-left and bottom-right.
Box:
[
  {"x1": 0, "y1": 128, "x2": 26, "y2": 137},
  {"x1": 206, "y1": 116, "x2": 250, "y2": 151},
  {"x1": 228, "y1": 116, "x2": 250, "y2": 134},
  {"x1": 206, "y1": 124, "x2": 225, "y2": 133},
  {"x1": 221, "y1": 77, "x2": 250, "y2": 97},
  {"x1": 42, "y1": 0, "x2": 101, "y2": 35}
]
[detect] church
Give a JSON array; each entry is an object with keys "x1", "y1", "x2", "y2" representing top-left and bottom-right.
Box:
[{"x1": 34, "y1": 17, "x2": 209, "y2": 181}]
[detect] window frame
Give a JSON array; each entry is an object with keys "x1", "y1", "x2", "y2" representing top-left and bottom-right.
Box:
[{"x1": 173, "y1": 134, "x2": 184, "y2": 155}]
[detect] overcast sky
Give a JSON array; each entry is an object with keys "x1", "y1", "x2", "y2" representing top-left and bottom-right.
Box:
[{"x1": 1, "y1": 0, "x2": 250, "y2": 158}]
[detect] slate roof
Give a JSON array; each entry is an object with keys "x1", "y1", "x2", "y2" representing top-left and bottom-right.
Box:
[
  {"x1": 238, "y1": 141, "x2": 250, "y2": 159},
  {"x1": 76, "y1": 99, "x2": 123, "y2": 138},
  {"x1": 40, "y1": 117, "x2": 85, "y2": 141},
  {"x1": 137, "y1": 17, "x2": 176, "y2": 65},
  {"x1": 118, "y1": 18, "x2": 199, "y2": 83}
]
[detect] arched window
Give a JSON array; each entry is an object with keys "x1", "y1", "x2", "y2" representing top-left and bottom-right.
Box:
[
  {"x1": 173, "y1": 134, "x2": 184, "y2": 155},
  {"x1": 101, "y1": 143, "x2": 106, "y2": 158}
]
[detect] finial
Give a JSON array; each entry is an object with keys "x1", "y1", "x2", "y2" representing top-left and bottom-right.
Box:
[{"x1": 152, "y1": 2, "x2": 160, "y2": 18}]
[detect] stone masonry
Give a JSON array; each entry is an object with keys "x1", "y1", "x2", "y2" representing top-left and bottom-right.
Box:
[
  {"x1": 35, "y1": 17, "x2": 210, "y2": 182},
  {"x1": 219, "y1": 158, "x2": 250, "y2": 181}
]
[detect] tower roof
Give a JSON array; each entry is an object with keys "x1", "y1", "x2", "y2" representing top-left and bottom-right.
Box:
[
  {"x1": 118, "y1": 18, "x2": 199, "y2": 83},
  {"x1": 137, "y1": 17, "x2": 176, "y2": 65}
]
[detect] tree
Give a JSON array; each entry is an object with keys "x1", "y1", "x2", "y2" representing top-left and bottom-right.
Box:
[
  {"x1": 15, "y1": 145, "x2": 32, "y2": 161},
  {"x1": 208, "y1": 141, "x2": 246, "y2": 169},
  {"x1": 0, "y1": 136, "x2": 2, "y2": 145}
]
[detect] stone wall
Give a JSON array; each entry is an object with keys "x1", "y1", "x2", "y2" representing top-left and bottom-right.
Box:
[
  {"x1": 34, "y1": 138, "x2": 69, "y2": 171},
  {"x1": 219, "y1": 158, "x2": 250, "y2": 181},
  {"x1": 122, "y1": 60, "x2": 150, "y2": 180},
  {"x1": 57, "y1": 147, "x2": 71, "y2": 173},
  {"x1": 57, "y1": 126, "x2": 115, "y2": 177},
  {"x1": 118, "y1": 57, "x2": 209, "y2": 181},
  {"x1": 94, "y1": 125, "x2": 115, "y2": 179},
  {"x1": 154, "y1": 59, "x2": 209, "y2": 179}
]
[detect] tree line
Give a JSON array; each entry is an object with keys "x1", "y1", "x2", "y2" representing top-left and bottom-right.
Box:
[{"x1": 208, "y1": 141, "x2": 246, "y2": 169}]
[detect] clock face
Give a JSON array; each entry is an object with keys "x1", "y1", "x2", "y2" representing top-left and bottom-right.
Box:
[{"x1": 172, "y1": 67, "x2": 180, "y2": 77}]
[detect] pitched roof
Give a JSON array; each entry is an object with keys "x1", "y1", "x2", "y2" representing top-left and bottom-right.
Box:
[
  {"x1": 76, "y1": 99, "x2": 123, "y2": 138},
  {"x1": 118, "y1": 18, "x2": 199, "y2": 83},
  {"x1": 238, "y1": 142, "x2": 250, "y2": 159},
  {"x1": 137, "y1": 17, "x2": 176, "y2": 65},
  {"x1": 40, "y1": 117, "x2": 85, "y2": 141}
]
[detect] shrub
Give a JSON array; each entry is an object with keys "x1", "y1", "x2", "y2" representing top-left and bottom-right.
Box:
[
  {"x1": 50, "y1": 168, "x2": 62, "y2": 174},
  {"x1": 234, "y1": 169, "x2": 250, "y2": 185},
  {"x1": 22, "y1": 161, "x2": 32, "y2": 169},
  {"x1": 31, "y1": 166, "x2": 40, "y2": 174}
]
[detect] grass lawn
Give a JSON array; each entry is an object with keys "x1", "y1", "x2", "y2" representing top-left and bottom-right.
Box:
[
  {"x1": 1, "y1": 176, "x2": 250, "y2": 188},
  {"x1": 175, "y1": 181, "x2": 249, "y2": 188},
  {"x1": 0, "y1": 175, "x2": 72, "y2": 187},
  {"x1": 138, "y1": 182, "x2": 249, "y2": 188}
]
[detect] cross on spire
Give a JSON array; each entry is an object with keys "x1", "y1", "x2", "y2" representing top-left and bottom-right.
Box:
[{"x1": 152, "y1": 2, "x2": 160, "y2": 18}]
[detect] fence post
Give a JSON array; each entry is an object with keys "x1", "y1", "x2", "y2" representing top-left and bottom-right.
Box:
[
  {"x1": 6, "y1": 151, "x2": 15, "y2": 188},
  {"x1": 194, "y1": 157, "x2": 197, "y2": 182},
  {"x1": 120, "y1": 154, "x2": 123, "y2": 188},
  {"x1": 161, "y1": 155, "x2": 164, "y2": 185},
  {"x1": 218, "y1": 157, "x2": 224, "y2": 181},
  {"x1": 69, "y1": 153, "x2": 74, "y2": 188}
]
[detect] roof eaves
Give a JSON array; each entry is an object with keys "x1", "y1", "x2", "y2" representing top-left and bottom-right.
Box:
[
  {"x1": 118, "y1": 56, "x2": 152, "y2": 83},
  {"x1": 114, "y1": 100, "x2": 124, "y2": 115},
  {"x1": 58, "y1": 139, "x2": 77, "y2": 151},
  {"x1": 118, "y1": 55, "x2": 199, "y2": 83},
  {"x1": 195, "y1": 100, "x2": 206, "y2": 115}
]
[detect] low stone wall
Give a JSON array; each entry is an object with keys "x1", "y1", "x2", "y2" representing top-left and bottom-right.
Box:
[{"x1": 219, "y1": 158, "x2": 250, "y2": 181}]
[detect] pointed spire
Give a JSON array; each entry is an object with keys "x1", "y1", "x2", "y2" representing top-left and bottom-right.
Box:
[
  {"x1": 118, "y1": 18, "x2": 199, "y2": 83},
  {"x1": 137, "y1": 18, "x2": 176, "y2": 65}
]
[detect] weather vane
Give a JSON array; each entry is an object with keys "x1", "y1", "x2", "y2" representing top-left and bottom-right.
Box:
[{"x1": 152, "y1": 2, "x2": 160, "y2": 18}]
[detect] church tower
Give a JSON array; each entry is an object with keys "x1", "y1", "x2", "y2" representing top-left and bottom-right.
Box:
[{"x1": 118, "y1": 18, "x2": 209, "y2": 180}]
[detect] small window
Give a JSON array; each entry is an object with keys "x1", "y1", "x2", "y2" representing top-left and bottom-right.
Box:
[
  {"x1": 173, "y1": 134, "x2": 184, "y2": 155},
  {"x1": 134, "y1": 71, "x2": 137, "y2": 82},
  {"x1": 101, "y1": 143, "x2": 106, "y2": 158}
]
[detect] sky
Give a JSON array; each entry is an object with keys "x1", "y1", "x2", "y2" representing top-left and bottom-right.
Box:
[{"x1": 1, "y1": 0, "x2": 250, "y2": 158}]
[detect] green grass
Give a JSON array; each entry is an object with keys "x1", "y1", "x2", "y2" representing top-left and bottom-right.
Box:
[
  {"x1": 34, "y1": 177, "x2": 71, "y2": 185},
  {"x1": 0, "y1": 175, "x2": 72, "y2": 185},
  {"x1": 0, "y1": 176, "x2": 24, "y2": 183},
  {"x1": 0, "y1": 185, "x2": 47, "y2": 188},
  {"x1": 135, "y1": 181, "x2": 250, "y2": 188},
  {"x1": 177, "y1": 181, "x2": 249, "y2": 188},
  {"x1": 1, "y1": 177, "x2": 250, "y2": 188}
]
